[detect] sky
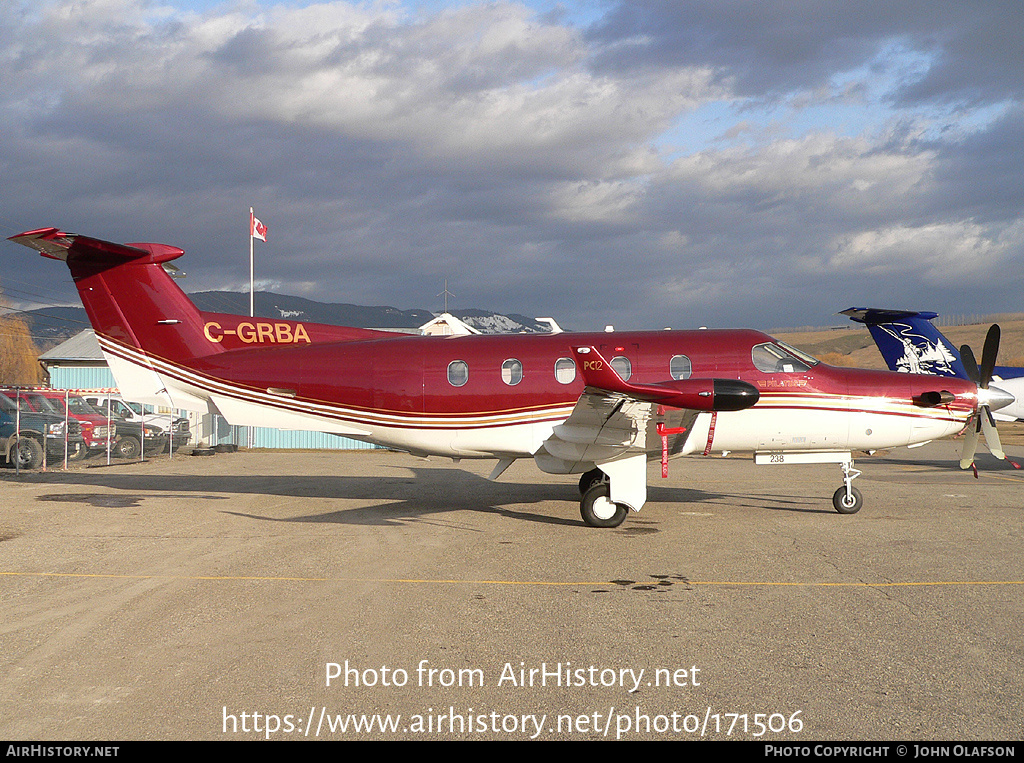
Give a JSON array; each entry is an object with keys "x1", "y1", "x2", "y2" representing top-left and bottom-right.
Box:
[{"x1": 1, "y1": 0, "x2": 1022, "y2": 332}]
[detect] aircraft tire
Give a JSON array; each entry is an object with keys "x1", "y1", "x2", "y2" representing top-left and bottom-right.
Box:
[
  {"x1": 832, "y1": 486, "x2": 863, "y2": 514},
  {"x1": 580, "y1": 483, "x2": 628, "y2": 528},
  {"x1": 578, "y1": 467, "x2": 605, "y2": 495}
]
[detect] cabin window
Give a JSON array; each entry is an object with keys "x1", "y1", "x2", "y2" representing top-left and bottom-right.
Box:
[
  {"x1": 554, "y1": 357, "x2": 576, "y2": 384},
  {"x1": 501, "y1": 359, "x2": 523, "y2": 386},
  {"x1": 447, "y1": 360, "x2": 469, "y2": 387},
  {"x1": 610, "y1": 356, "x2": 632, "y2": 380},
  {"x1": 751, "y1": 343, "x2": 812, "y2": 374},
  {"x1": 669, "y1": 355, "x2": 692, "y2": 380}
]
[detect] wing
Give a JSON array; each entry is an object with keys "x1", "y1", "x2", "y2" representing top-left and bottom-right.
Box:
[
  {"x1": 537, "y1": 387, "x2": 659, "y2": 471},
  {"x1": 533, "y1": 346, "x2": 760, "y2": 511}
]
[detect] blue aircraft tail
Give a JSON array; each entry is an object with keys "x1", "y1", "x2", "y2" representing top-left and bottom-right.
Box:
[{"x1": 841, "y1": 308, "x2": 967, "y2": 377}]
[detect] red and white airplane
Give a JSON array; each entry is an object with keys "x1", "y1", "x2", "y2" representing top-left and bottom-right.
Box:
[{"x1": 10, "y1": 227, "x2": 1014, "y2": 527}]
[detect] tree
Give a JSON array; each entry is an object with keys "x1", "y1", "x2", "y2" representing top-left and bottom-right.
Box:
[{"x1": 0, "y1": 285, "x2": 44, "y2": 385}]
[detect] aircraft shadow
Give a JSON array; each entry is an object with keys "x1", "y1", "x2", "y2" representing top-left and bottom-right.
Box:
[{"x1": 20, "y1": 465, "x2": 743, "y2": 528}]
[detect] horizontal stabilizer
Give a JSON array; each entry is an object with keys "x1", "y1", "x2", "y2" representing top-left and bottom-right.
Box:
[
  {"x1": 841, "y1": 307, "x2": 938, "y2": 324},
  {"x1": 10, "y1": 227, "x2": 185, "y2": 267}
]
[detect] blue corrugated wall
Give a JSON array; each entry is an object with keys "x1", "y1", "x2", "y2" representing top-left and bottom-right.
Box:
[{"x1": 48, "y1": 365, "x2": 378, "y2": 450}]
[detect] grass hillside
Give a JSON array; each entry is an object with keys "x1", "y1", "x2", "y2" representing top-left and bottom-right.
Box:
[
  {"x1": 775, "y1": 314, "x2": 1024, "y2": 370},
  {"x1": 775, "y1": 314, "x2": 1024, "y2": 447}
]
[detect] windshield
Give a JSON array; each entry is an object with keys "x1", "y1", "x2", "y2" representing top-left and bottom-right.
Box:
[
  {"x1": 0, "y1": 392, "x2": 40, "y2": 414},
  {"x1": 26, "y1": 394, "x2": 62, "y2": 413},
  {"x1": 776, "y1": 340, "x2": 819, "y2": 367},
  {"x1": 67, "y1": 396, "x2": 102, "y2": 415},
  {"x1": 752, "y1": 342, "x2": 817, "y2": 374}
]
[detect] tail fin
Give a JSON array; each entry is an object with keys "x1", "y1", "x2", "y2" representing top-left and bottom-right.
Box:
[
  {"x1": 841, "y1": 307, "x2": 967, "y2": 377},
  {"x1": 10, "y1": 227, "x2": 219, "y2": 362},
  {"x1": 10, "y1": 227, "x2": 396, "y2": 411}
]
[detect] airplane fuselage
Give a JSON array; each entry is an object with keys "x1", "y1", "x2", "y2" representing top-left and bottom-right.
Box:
[
  {"x1": 12, "y1": 227, "x2": 987, "y2": 524},
  {"x1": 99, "y1": 324, "x2": 978, "y2": 466}
]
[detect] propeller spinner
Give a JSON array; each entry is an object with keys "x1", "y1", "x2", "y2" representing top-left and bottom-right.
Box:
[{"x1": 958, "y1": 324, "x2": 1015, "y2": 469}]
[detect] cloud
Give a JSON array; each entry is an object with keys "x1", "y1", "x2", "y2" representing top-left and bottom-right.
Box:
[
  {"x1": 587, "y1": 1, "x2": 1024, "y2": 105},
  {"x1": 0, "y1": 0, "x2": 1022, "y2": 333}
]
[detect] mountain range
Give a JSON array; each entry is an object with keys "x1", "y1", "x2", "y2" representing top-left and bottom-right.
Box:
[{"x1": 16, "y1": 291, "x2": 554, "y2": 349}]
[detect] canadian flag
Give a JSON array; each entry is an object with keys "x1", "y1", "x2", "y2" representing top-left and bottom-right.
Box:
[{"x1": 250, "y1": 210, "x2": 268, "y2": 242}]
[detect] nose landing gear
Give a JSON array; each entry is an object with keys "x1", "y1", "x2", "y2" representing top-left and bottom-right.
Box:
[{"x1": 833, "y1": 458, "x2": 863, "y2": 514}]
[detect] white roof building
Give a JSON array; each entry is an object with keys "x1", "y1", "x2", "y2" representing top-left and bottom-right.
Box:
[{"x1": 418, "y1": 312, "x2": 481, "y2": 336}]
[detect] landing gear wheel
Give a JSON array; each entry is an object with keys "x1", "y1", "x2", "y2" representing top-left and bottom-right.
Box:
[
  {"x1": 832, "y1": 486, "x2": 863, "y2": 514},
  {"x1": 578, "y1": 467, "x2": 605, "y2": 495},
  {"x1": 580, "y1": 483, "x2": 629, "y2": 528},
  {"x1": 114, "y1": 435, "x2": 141, "y2": 460}
]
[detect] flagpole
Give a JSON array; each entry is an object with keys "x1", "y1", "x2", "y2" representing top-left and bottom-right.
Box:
[
  {"x1": 249, "y1": 207, "x2": 255, "y2": 318},
  {"x1": 248, "y1": 207, "x2": 254, "y2": 452}
]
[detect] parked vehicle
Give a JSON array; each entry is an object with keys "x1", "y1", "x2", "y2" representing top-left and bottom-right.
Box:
[
  {"x1": 3, "y1": 388, "x2": 166, "y2": 460},
  {"x1": 7, "y1": 389, "x2": 115, "y2": 459},
  {"x1": 80, "y1": 398, "x2": 167, "y2": 458},
  {"x1": 0, "y1": 391, "x2": 84, "y2": 469},
  {"x1": 84, "y1": 394, "x2": 191, "y2": 452}
]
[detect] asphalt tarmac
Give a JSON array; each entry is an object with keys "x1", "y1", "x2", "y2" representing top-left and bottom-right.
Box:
[{"x1": 1, "y1": 442, "x2": 1022, "y2": 741}]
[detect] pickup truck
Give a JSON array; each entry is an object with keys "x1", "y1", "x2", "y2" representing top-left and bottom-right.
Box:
[
  {"x1": 84, "y1": 394, "x2": 191, "y2": 452},
  {"x1": 0, "y1": 391, "x2": 85, "y2": 469},
  {"x1": 6, "y1": 389, "x2": 116, "y2": 459},
  {"x1": 4, "y1": 388, "x2": 167, "y2": 460}
]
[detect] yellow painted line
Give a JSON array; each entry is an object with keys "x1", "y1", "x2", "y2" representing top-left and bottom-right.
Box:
[
  {"x1": 982, "y1": 472, "x2": 1024, "y2": 484},
  {"x1": 1, "y1": 571, "x2": 1022, "y2": 587}
]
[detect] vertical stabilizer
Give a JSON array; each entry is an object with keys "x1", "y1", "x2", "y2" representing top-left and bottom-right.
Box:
[
  {"x1": 841, "y1": 307, "x2": 966, "y2": 377},
  {"x1": 10, "y1": 227, "x2": 222, "y2": 409},
  {"x1": 10, "y1": 228, "x2": 220, "y2": 363}
]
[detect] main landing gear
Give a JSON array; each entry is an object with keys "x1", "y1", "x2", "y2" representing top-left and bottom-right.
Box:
[{"x1": 577, "y1": 467, "x2": 629, "y2": 528}]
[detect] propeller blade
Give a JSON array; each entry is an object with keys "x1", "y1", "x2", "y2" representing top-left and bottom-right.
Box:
[
  {"x1": 960, "y1": 415, "x2": 981, "y2": 469},
  {"x1": 979, "y1": 324, "x2": 1000, "y2": 388},
  {"x1": 960, "y1": 344, "x2": 980, "y2": 384},
  {"x1": 958, "y1": 326, "x2": 1007, "y2": 472},
  {"x1": 980, "y1": 410, "x2": 1006, "y2": 461}
]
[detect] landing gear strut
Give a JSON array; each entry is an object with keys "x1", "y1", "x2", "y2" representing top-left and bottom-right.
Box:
[
  {"x1": 578, "y1": 467, "x2": 606, "y2": 495},
  {"x1": 832, "y1": 459, "x2": 863, "y2": 514},
  {"x1": 573, "y1": 454, "x2": 646, "y2": 528}
]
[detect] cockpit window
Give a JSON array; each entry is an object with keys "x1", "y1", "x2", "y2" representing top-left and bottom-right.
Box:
[
  {"x1": 751, "y1": 342, "x2": 814, "y2": 374},
  {"x1": 776, "y1": 341, "x2": 818, "y2": 367}
]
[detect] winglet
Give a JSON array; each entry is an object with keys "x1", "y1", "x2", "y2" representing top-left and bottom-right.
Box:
[{"x1": 571, "y1": 346, "x2": 759, "y2": 412}]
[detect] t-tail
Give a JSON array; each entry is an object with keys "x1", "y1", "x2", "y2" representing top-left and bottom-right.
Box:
[
  {"x1": 9, "y1": 227, "x2": 393, "y2": 411},
  {"x1": 841, "y1": 307, "x2": 967, "y2": 377}
]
